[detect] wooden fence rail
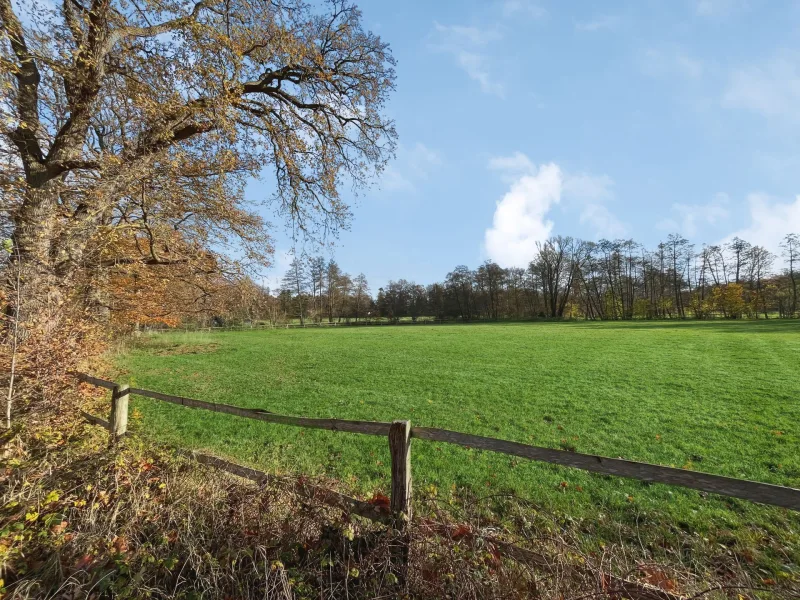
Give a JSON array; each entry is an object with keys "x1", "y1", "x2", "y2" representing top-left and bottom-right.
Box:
[{"x1": 77, "y1": 373, "x2": 800, "y2": 514}]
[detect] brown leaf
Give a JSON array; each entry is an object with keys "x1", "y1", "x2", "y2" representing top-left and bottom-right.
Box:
[
  {"x1": 368, "y1": 493, "x2": 390, "y2": 510},
  {"x1": 50, "y1": 520, "x2": 68, "y2": 535},
  {"x1": 112, "y1": 535, "x2": 129, "y2": 554},
  {"x1": 641, "y1": 566, "x2": 676, "y2": 591},
  {"x1": 74, "y1": 554, "x2": 94, "y2": 570}
]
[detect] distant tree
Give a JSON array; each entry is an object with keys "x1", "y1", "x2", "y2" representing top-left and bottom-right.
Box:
[
  {"x1": 782, "y1": 234, "x2": 799, "y2": 317},
  {"x1": 706, "y1": 245, "x2": 728, "y2": 286},
  {"x1": 408, "y1": 283, "x2": 427, "y2": 321},
  {"x1": 445, "y1": 266, "x2": 474, "y2": 321},
  {"x1": 476, "y1": 261, "x2": 505, "y2": 320},
  {"x1": 426, "y1": 283, "x2": 447, "y2": 320},
  {"x1": 324, "y1": 260, "x2": 342, "y2": 322},
  {"x1": 745, "y1": 246, "x2": 774, "y2": 318},
  {"x1": 533, "y1": 236, "x2": 580, "y2": 318},
  {"x1": 337, "y1": 272, "x2": 353, "y2": 322},
  {"x1": 726, "y1": 237, "x2": 751, "y2": 284},
  {"x1": 352, "y1": 274, "x2": 370, "y2": 322},
  {"x1": 712, "y1": 283, "x2": 745, "y2": 319},
  {"x1": 281, "y1": 256, "x2": 308, "y2": 326},
  {"x1": 665, "y1": 234, "x2": 691, "y2": 319},
  {"x1": 307, "y1": 256, "x2": 327, "y2": 322}
]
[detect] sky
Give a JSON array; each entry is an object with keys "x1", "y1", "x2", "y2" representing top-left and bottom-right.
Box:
[{"x1": 256, "y1": 0, "x2": 800, "y2": 291}]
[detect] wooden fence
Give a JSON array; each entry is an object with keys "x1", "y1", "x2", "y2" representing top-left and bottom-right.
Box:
[
  {"x1": 77, "y1": 372, "x2": 800, "y2": 515},
  {"x1": 143, "y1": 318, "x2": 449, "y2": 333}
]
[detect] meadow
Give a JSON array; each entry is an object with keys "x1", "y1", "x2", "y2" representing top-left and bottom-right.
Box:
[{"x1": 114, "y1": 320, "x2": 800, "y2": 570}]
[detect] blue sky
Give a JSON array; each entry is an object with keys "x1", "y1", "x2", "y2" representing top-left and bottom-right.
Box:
[{"x1": 258, "y1": 0, "x2": 800, "y2": 290}]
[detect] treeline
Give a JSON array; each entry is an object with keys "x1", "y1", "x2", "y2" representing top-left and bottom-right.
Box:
[
  {"x1": 269, "y1": 233, "x2": 799, "y2": 324},
  {"x1": 276, "y1": 256, "x2": 372, "y2": 325}
]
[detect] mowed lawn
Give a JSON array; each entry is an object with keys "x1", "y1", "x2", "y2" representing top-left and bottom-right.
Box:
[{"x1": 114, "y1": 321, "x2": 800, "y2": 563}]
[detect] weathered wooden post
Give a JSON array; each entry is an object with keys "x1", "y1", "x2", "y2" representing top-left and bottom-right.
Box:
[
  {"x1": 389, "y1": 419, "x2": 412, "y2": 521},
  {"x1": 109, "y1": 383, "x2": 130, "y2": 441},
  {"x1": 389, "y1": 419, "x2": 412, "y2": 580}
]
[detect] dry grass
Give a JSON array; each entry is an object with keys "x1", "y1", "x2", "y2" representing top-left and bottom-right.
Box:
[{"x1": 0, "y1": 394, "x2": 794, "y2": 599}]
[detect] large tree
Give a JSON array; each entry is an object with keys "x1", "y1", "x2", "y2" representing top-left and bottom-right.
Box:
[{"x1": 0, "y1": 0, "x2": 396, "y2": 331}]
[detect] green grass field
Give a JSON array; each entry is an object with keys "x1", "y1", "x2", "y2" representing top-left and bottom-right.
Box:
[{"x1": 114, "y1": 320, "x2": 800, "y2": 572}]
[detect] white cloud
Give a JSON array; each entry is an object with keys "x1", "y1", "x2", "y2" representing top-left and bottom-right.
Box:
[
  {"x1": 563, "y1": 173, "x2": 626, "y2": 239},
  {"x1": 456, "y1": 52, "x2": 505, "y2": 96},
  {"x1": 575, "y1": 15, "x2": 621, "y2": 32},
  {"x1": 640, "y1": 48, "x2": 704, "y2": 79},
  {"x1": 657, "y1": 193, "x2": 731, "y2": 237},
  {"x1": 381, "y1": 142, "x2": 442, "y2": 193},
  {"x1": 562, "y1": 173, "x2": 614, "y2": 200},
  {"x1": 723, "y1": 53, "x2": 800, "y2": 123},
  {"x1": 433, "y1": 23, "x2": 501, "y2": 46},
  {"x1": 484, "y1": 154, "x2": 623, "y2": 266},
  {"x1": 484, "y1": 162, "x2": 562, "y2": 268},
  {"x1": 501, "y1": 0, "x2": 547, "y2": 18},
  {"x1": 488, "y1": 151, "x2": 536, "y2": 181},
  {"x1": 407, "y1": 142, "x2": 442, "y2": 176},
  {"x1": 579, "y1": 204, "x2": 627, "y2": 239},
  {"x1": 721, "y1": 193, "x2": 800, "y2": 259},
  {"x1": 431, "y1": 23, "x2": 505, "y2": 97}
]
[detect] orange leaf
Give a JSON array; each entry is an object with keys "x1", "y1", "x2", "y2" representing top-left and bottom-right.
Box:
[
  {"x1": 74, "y1": 554, "x2": 94, "y2": 570},
  {"x1": 368, "y1": 493, "x2": 390, "y2": 510},
  {"x1": 451, "y1": 524, "x2": 471, "y2": 540},
  {"x1": 50, "y1": 520, "x2": 68, "y2": 535},
  {"x1": 642, "y1": 567, "x2": 676, "y2": 591},
  {"x1": 112, "y1": 535, "x2": 129, "y2": 554}
]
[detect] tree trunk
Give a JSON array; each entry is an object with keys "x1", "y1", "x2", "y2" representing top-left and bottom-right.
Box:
[
  {"x1": 9, "y1": 192, "x2": 61, "y2": 335},
  {"x1": 6, "y1": 184, "x2": 92, "y2": 337}
]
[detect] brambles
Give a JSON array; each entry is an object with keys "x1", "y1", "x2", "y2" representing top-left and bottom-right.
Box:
[{"x1": 2, "y1": 399, "x2": 791, "y2": 599}]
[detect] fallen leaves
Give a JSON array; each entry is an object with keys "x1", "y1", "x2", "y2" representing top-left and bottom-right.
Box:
[
  {"x1": 640, "y1": 566, "x2": 677, "y2": 592},
  {"x1": 112, "y1": 535, "x2": 129, "y2": 554},
  {"x1": 367, "y1": 493, "x2": 390, "y2": 510},
  {"x1": 50, "y1": 520, "x2": 68, "y2": 535},
  {"x1": 74, "y1": 554, "x2": 94, "y2": 570}
]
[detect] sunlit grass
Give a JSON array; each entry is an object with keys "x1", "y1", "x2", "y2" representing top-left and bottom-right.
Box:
[{"x1": 114, "y1": 320, "x2": 800, "y2": 570}]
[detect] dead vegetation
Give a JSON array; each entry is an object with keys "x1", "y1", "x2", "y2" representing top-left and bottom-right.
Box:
[{"x1": 0, "y1": 394, "x2": 795, "y2": 600}]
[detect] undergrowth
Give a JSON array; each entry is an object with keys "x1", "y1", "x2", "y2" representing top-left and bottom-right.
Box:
[{"x1": 0, "y1": 389, "x2": 796, "y2": 599}]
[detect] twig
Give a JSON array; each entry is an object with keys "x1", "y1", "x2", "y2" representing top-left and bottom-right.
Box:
[{"x1": 5, "y1": 246, "x2": 21, "y2": 430}]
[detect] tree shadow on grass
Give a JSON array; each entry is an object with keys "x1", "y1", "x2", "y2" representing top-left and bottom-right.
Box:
[{"x1": 566, "y1": 319, "x2": 800, "y2": 335}]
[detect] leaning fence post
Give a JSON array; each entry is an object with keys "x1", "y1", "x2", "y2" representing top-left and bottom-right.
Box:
[
  {"x1": 389, "y1": 420, "x2": 412, "y2": 522},
  {"x1": 109, "y1": 383, "x2": 129, "y2": 441},
  {"x1": 389, "y1": 419, "x2": 412, "y2": 579}
]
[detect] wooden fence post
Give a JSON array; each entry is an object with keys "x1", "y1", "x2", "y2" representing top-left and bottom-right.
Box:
[
  {"x1": 389, "y1": 420, "x2": 412, "y2": 522},
  {"x1": 109, "y1": 383, "x2": 129, "y2": 441}
]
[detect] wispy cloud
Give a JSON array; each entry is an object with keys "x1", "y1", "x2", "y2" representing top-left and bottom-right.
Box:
[
  {"x1": 657, "y1": 193, "x2": 731, "y2": 237},
  {"x1": 381, "y1": 142, "x2": 442, "y2": 193},
  {"x1": 575, "y1": 15, "x2": 622, "y2": 32},
  {"x1": 693, "y1": 0, "x2": 749, "y2": 17},
  {"x1": 561, "y1": 173, "x2": 626, "y2": 239},
  {"x1": 722, "y1": 52, "x2": 800, "y2": 123},
  {"x1": 562, "y1": 173, "x2": 615, "y2": 201},
  {"x1": 722, "y1": 193, "x2": 800, "y2": 257},
  {"x1": 579, "y1": 204, "x2": 627, "y2": 239},
  {"x1": 431, "y1": 23, "x2": 505, "y2": 97},
  {"x1": 640, "y1": 47, "x2": 704, "y2": 79}
]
